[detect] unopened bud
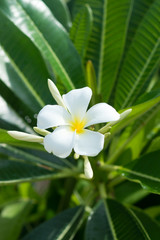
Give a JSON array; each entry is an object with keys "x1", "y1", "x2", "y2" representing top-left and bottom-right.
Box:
[
  {"x1": 84, "y1": 156, "x2": 93, "y2": 179},
  {"x1": 8, "y1": 131, "x2": 43, "y2": 143},
  {"x1": 48, "y1": 79, "x2": 66, "y2": 108}
]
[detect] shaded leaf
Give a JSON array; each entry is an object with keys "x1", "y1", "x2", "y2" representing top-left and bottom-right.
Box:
[
  {"x1": 70, "y1": 4, "x2": 93, "y2": 60},
  {"x1": 0, "y1": 10, "x2": 51, "y2": 111},
  {"x1": 43, "y1": 0, "x2": 71, "y2": 30},
  {"x1": 0, "y1": 144, "x2": 73, "y2": 170},
  {"x1": 131, "y1": 208, "x2": 160, "y2": 240},
  {"x1": 120, "y1": 150, "x2": 160, "y2": 194},
  {"x1": 0, "y1": 158, "x2": 54, "y2": 185},
  {"x1": 85, "y1": 199, "x2": 150, "y2": 240},
  {"x1": 0, "y1": 80, "x2": 36, "y2": 126},
  {"x1": 23, "y1": 206, "x2": 84, "y2": 240},
  {"x1": 114, "y1": 181, "x2": 148, "y2": 204}
]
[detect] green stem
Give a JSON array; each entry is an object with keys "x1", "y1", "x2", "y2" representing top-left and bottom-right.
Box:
[
  {"x1": 99, "y1": 183, "x2": 107, "y2": 199},
  {"x1": 107, "y1": 176, "x2": 124, "y2": 189},
  {"x1": 100, "y1": 163, "x2": 120, "y2": 172}
]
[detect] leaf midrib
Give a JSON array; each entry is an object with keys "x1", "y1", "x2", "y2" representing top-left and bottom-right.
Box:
[
  {"x1": 121, "y1": 166, "x2": 160, "y2": 184},
  {"x1": 56, "y1": 207, "x2": 83, "y2": 240}
]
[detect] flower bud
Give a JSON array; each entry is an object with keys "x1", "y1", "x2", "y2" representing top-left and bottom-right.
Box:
[
  {"x1": 84, "y1": 156, "x2": 93, "y2": 179},
  {"x1": 48, "y1": 79, "x2": 66, "y2": 108},
  {"x1": 8, "y1": 131, "x2": 43, "y2": 142}
]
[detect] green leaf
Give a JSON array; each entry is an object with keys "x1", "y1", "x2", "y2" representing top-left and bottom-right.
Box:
[
  {"x1": 0, "y1": 46, "x2": 48, "y2": 116},
  {"x1": 23, "y1": 206, "x2": 84, "y2": 240},
  {"x1": 114, "y1": 181, "x2": 148, "y2": 204},
  {"x1": 115, "y1": 0, "x2": 160, "y2": 109},
  {"x1": 0, "y1": 11, "x2": 52, "y2": 111},
  {"x1": 0, "y1": 200, "x2": 33, "y2": 240},
  {"x1": 0, "y1": 0, "x2": 85, "y2": 90},
  {"x1": 0, "y1": 144, "x2": 73, "y2": 170},
  {"x1": 147, "y1": 136, "x2": 160, "y2": 153},
  {"x1": 111, "y1": 93, "x2": 160, "y2": 136},
  {"x1": 85, "y1": 199, "x2": 150, "y2": 240},
  {"x1": 70, "y1": 4, "x2": 93, "y2": 60},
  {"x1": 0, "y1": 158, "x2": 54, "y2": 185},
  {"x1": 107, "y1": 100, "x2": 160, "y2": 164},
  {"x1": 85, "y1": 202, "x2": 114, "y2": 239},
  {"x1": 73, "y1": 0, "x2": 133, "y2": 101},
  {"x1": 0, "y1": 143, "x2": 77, "y2": 184},
  {"x1": 120, "y1": 150, "x2": 160, "y2": 194},
  {"x1": 124, "y1": 0, "x2": 155, "y2": 53},
  {"x1": 0, "y1": 80, "x2": 36, "y2": 126},
  {"x1": 131, "y1": 208, "x2": 160, "y2": 240},
  {"x1": 43, "y1": 0, "x2": 71, "y2": 30}
]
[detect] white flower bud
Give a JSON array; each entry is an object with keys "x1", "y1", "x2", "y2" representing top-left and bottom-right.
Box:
[
  {"x1": 8, "y1": 131, "x2": 43, "y2": 142},
  {"x1": 48, "y1": 79, "x2": 66, "y2": 108},
  {"x1": 84, "y1": 156, "x2": 93, "y2": 179}
]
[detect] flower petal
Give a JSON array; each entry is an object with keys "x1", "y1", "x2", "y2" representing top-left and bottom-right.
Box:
[
  {"x1": 74, "y1": 130, "x2": 104, "y2": 156},
  {"x1": 62, "y1": 87, "x2": 92, "y2": 120},
  {"x1": 37, "y1": 105, "x2": 71, "y2": 129},
  {"x1": 43, "y1": 126, "x2": 75, "y2": 158},
  {"x1": 85, "y1": 103, "x2": 120, "y2": 127}
]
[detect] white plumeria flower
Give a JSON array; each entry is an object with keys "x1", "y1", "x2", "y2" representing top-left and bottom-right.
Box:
[{"x1": 37, "y1": 84, "x2": 120, "y2": 158}]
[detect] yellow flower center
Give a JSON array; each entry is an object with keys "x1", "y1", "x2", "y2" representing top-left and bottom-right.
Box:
[{"x1": 70, "y1": 118, "x2": 86, "y2": 134}]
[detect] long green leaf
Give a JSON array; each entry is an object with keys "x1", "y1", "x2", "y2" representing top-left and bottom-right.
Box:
[
  {"x1": 70, "y1": 4, "x2": 93, "y2": 60},
  {"x1": 0, "y1": 144, "x2": 73, "y2": 170},
  {"x1": 0, "y1": 158, "x2": 54, "y2": 185},
  {"x1": 0, "y1": 0, "x2": 85, "y2": 90},
  {"x1": 0, "y1": 12, "x2": 51, "y2": 111},
  {"x1": 23, "y1": 206, "x2": 84, "y2": 240},
  {"x1": 107, "y1": 101, "x2": 160, "y2": 164},
  {"x1": 120, "y1": 150, "x2": 160, "y2": 194},
  {"x1": 85, "y1": 199, "x2": 150, "y2": 240},
  {"x1": 122, "y1": 0, "x2": 155, "y2": 59},
  {"x1": 115, "y1": 0, "x2": 160, "y2": 109},
  {"x1": 0, "y1": 47, "x2": 48, "y2": 115},
  {"x1": 0, "y1": 80, "x2": 36, "y2": 126},
  {"x1": 114, "y1": 181, "x2": 148, "y2": 204},
  {"x1": 147, "y1": 136, "x2": 160, "y2": 153},
  {"x1": 73, "y1": 0, "x2": 133, "y2": 101},
  {"x1": 85, "y1": 202, "x2": 115, "y2": 239},
  {"x1": 43, "y1": 0, "x2": 71, "y2": 30},
  {"x1": 131, "y1": 208, "x2": 160, "y2": 240},
  {"x1": 110, "y1": 93, "x2": 160, "y2": 136},
  {"x1": 0, "y1": 200, "x2": 33, "y2": 240}
]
